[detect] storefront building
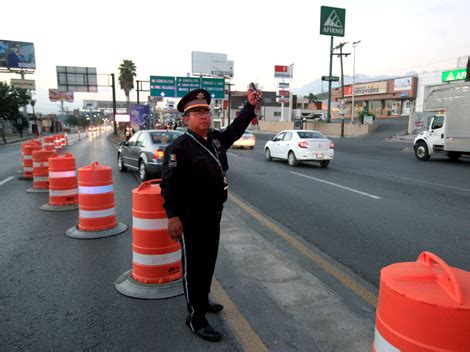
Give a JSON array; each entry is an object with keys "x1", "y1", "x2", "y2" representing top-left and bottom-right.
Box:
[{"x1": 333, "y1": 76, "x2": 418, "y2": 118}]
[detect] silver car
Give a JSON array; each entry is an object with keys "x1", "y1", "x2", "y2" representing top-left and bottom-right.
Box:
[{"x1": 118, "y1": 130, "x2": 183, "y2": 181}]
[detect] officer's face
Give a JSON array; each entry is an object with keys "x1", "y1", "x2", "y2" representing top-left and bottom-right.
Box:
[{"x1": 187, "y1": 108, "x2": 211, "y2": 134}]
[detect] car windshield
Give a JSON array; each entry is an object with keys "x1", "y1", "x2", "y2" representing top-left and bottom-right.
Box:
[
  {"x1": 296, "y1": 131, "x2": 325, "y2": 139},
  {"x1": 150, "y1": 131, "x2": 182, "y2": 144}
]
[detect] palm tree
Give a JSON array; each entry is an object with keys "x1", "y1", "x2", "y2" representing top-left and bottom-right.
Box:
[{"x1": 118, "y1": 60, "x2": 137, "y2": 110}]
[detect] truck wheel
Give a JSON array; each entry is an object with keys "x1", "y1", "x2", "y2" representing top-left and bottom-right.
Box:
[
  {"x1": 415, "y1": 141, "x2": 430, "y2": 161},
  {"x1": 447, "y1": 152, "x2": 461, "y2": 161}
]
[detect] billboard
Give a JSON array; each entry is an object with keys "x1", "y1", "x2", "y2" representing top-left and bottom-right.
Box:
[
  {"x1": 11, "y1": 79, "x2": 36, "y2": 90},
  {"x1": 344, "y1": 82, "x2": 387, "y2": 96},
  {"x1": 0, "y1": 40, "x2": 36, "y2": 69},
  {"x1": 394, "y1": 77, "x2": 413, "y2": 91},
  {"x1": 192, "y1": 51, "x2": 234, "y2": 78},
  {"x1": 49, "y1": 89, "x2": 74, "y2": 102},
  {"x1": 57, "y1": 66, "x2": 98, "y2": 92},
  {"x1": 129, "y1": 104, "x2": 150, "y2": 131}
]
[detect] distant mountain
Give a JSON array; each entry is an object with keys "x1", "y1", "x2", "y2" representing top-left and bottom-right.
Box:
[{"x1": 293, "y1": 72, "x2": 417, "y2": 97}]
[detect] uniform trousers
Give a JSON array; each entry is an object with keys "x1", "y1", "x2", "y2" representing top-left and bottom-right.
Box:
[{"x1": 180, "y1": 207, "x2": 223, "y2": 329}]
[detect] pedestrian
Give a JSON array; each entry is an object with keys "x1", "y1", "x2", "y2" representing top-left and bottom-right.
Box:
[{"x1": 161, "y1": 86, "x2": 262, "y2": 342}]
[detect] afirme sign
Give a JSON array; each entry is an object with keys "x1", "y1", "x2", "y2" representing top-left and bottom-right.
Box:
[
  {"x1": 320, "y1": 6, "x2": 346, "y2": 37},
  {"x1": 441, "y1": 69, "x2": 467, "y2": 82}
]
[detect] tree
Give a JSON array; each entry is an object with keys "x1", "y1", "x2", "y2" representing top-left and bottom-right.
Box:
[
  {"x1": 118, "y1": 60, "x2": 137, "y2": 110},
  {"x1": 304, "y1": 93, "x2": 319, "y2": 103},
  {"x1": 0, "y1": 82, "x2": 31, "y2": 138}
]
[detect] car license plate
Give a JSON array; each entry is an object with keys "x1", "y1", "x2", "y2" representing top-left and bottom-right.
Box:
[{"x1": 317, "y1": 153, "x2": 323, "y2": 159}]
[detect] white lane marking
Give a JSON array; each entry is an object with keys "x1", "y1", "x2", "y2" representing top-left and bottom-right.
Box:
[
  {"x1": 290, "y1": 171, "x2": 381, "y2": 200},
  {"x1": 368, "y1": 171, "x2": 470, "y2": 192},
  {"x1": 227, "y1": 152, "x2": 240, "y2": 157},
  {"x1": 0, "y1": 176, "x2": 14, "y2": 186}
]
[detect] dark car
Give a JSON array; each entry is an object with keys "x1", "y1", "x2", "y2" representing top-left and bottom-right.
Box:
[{"x1": 117, "y1": 129, "x2": 183, "y2": 181}]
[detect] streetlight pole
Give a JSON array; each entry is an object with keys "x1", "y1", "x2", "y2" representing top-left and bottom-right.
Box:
[
  {"x1": 288, "y1": 63, "x2": 294, "y2": 122},
  {"x1": 351, "y1": 40, "x2": 361, "y2": 123}
]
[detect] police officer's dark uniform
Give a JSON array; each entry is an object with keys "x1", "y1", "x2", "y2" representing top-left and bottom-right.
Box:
[{"x1": 161, "y1": 88, "x2": 256, "y2": 341}]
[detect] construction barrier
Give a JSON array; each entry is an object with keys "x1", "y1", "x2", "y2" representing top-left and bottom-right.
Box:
[
  {"x1": 373, "y1": 251, "x2": 470, "y2": 352},
  {"x1": 19, "y1": 142, "x2": 41, "y2": 181},
  {"x1": 65, "y1": 161, "x2": 127, "y2": 239},
  {"x1": 115, "y1": 180, "x2": 183, "y2": 299},
  {"x1": 43, "y1": 136, "x2": 55, "y2": 150},
  {"x1": 26, "y1": 149, "x2": 54, "y2": 193},
  {"x1": 40, "y1": 153, "x2": 79, "y2": 212},
  {"x1": 54, "y1": 136, "x2": 62, "y2": 152}
]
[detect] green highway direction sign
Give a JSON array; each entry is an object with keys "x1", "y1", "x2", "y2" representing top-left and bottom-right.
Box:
[
  {"x1": 320, "y1": 6, "x2": 346, "y2": 37},
  {"x1": 201, "y1": 78, "x2": 225, "y2": 99},
  {"x1": 322, "y1": 75, "x2": 339, "y2": 81},
  {"x1": 441, "y1": 68, "x2": 467, "y2": 82},
  {"x1": 176, "y1": 77, "x2": 201, "y2": 97},
  {"x1": 150, "y1": 76, "x2": 176, "y2": 97}
]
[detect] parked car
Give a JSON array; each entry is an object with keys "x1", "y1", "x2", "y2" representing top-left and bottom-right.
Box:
[
  {"x1": 232, "y1": 131, "x2": 256, "y2": 149},
  {"x1": 117, "y1": 129, "x2": 183, "y2": 181},
  {"x1": 264, "y1": 130, "x2": 334, "y2": 167}
]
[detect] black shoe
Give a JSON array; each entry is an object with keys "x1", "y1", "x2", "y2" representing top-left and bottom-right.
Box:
[
  {"x1": 186, "y1": 316, "x2": 222, "y2": 342},
  {"x1": 206, "y1": 300, "x2": 224, "y2": 314}
]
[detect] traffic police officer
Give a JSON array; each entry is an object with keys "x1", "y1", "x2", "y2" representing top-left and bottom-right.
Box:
[{"x1": 161, "y1": 86, "x2": 261, "y2": 342}]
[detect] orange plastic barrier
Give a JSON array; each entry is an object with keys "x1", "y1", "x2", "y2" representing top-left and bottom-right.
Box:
[
  {"x1": 21, "y1": 142, "x2": 41, "y2": 179},
  {"x1": 43, "y1": 136, "x2": 55, "y2": 150},
  {"x1": 373, "y1": 251, "x2": 470, "y2": 351},
  {"x1": 54, "y1": 136, "x2": 62, "y2": 152},
  {"x1": 78, "y1": 162, "x2": 116, "y2": 231},
  {"x1": 31, "y1": 149, "x2": 54, "y2": 189},
  {"x1": 48, "y1": 153, "x2": 78, "y2": 205},
  {"x1": 57, "y1": 133, "x2": 65, "y2": 148},
  {"x1": 131, "y1": 180, "x2": 182, "y2": 284}
]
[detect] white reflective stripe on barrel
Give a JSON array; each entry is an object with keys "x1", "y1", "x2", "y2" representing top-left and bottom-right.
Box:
[
  {"x1": 373, "y1": 328, "x2": 400, "y2": 352},
  {"x1": 79, "y1": 185, "x2": 113, "y2": 194},
  {"x1": 33, "y1": 162, "x2": 48, "y2": 167},
  {"x1": 49, "y1": 171, "x2": 77, "y2": 178},
  {"x1": 132, "y1": 217, "x2": 168, "y2": 230},
  {"x1": 23, "y1": 155, "x2": 32, "y2": 160},
  {"x1": 79, "y1": 207, "x2": 115, "y2": 219},
  {"x1": 33, "y1": 176, "x2": 49, "y2": 182},
  {"x1": 24, "y1": 167, "x2": 33, "y2": 172},
  {"x1": 49, "y1": 188, "x2": 78, "y2": 196},
  {"x1": 132, "y1": 251, "x2": 181, "y2": 266}
]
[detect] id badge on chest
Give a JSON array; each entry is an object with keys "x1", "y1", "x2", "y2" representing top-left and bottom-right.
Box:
[{"x1": 223, "y1": 171, "x2": 229, "y2": 190}]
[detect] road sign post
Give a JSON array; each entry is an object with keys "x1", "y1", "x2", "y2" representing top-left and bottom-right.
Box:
[{"x1": 320, "y1": 6, "x2": 346, "y2": 123}]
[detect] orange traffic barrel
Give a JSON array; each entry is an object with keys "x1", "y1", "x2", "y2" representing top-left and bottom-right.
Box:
[
  {"x1": 373, "y1": 251, "x2": 470, "y2": 351},
  {"x1": 40, "y1": 153, "x2": 79, "y2": 212},
  {"x1": 115, "y1": 180, "x2": 183, "y2": 299},
  {"x1": 57, "y1": 133, "x2": 65, "y2": 148},
  {"x1": 65, "y1": 161, "x2": 127, "y2": 239},
  {"x1": 43, "y1": 136, "x2": 55, "y2": 150},
  {"x1": 26, "y1": 149, "x2": 54, "y2": 193},
  {"x1": 19, "y1": 142, "x2": 41, "y2": 180},
  {"x1": 54, "y1": 135, "x2": 62, "y2": 152}
]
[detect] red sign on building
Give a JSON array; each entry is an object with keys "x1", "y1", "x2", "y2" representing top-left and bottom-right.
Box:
[
  {"x1": 278, "y1": 90, "x2": 290, "y2": 97},
  {"x1": 274, "y1": 65, "x2": 292, "y2": 78}
]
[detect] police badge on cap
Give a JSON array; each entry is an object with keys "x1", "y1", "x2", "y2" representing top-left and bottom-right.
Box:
[{"x1": 177, "y1": 89, "x2": 211, "y2": 114}]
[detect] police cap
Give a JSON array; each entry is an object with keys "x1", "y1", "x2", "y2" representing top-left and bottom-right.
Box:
[{"x1": 177, "y1": 88, "x2": 211, "y2": 114}]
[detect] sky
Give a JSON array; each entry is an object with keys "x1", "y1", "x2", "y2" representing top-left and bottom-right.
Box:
[{"x1": 1, "y1": 0, "x2": 470, "y2": 114}]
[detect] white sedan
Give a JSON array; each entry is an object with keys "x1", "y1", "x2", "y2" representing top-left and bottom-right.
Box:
[{"x1": 264, "y1": 130, "x2": 334, "y2": 167}]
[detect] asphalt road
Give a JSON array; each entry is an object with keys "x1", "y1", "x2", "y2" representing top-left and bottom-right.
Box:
[
  {"x1": 229, "y1": 118, "x2": 470, "y2": 286},
  {"x1": 2, "y1": 122, "x2": 469, "y2": 350}
]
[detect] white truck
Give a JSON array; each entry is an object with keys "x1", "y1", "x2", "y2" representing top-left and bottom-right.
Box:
[{"x1": 414, "y1": 81, "x2": 470, "y2": 161}]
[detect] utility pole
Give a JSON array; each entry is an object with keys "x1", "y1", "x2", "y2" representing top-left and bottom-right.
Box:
[
  {"x1": 351, "y1": 40, "x2": 361, "y2": 123},
  {"x1": 333, "y1": 42, "x2": 350, "y2": 138},
  {"x1": 288, "y1": 63, "x2": 294, "y2": 122},
  {"x1": 136, "y1": 80, "x2": 140, "y2": 104},
  {"x1": 111, "y1": 73, "x2": 117, "y2": 135}
]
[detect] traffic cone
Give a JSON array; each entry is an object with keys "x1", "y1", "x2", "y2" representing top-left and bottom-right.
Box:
[
  {"x1": 115, "y1": 180, "x2": 183, "y2": 299},
  {"x1": 65, "y1": 161, "x2": 127, "y2": 239}
]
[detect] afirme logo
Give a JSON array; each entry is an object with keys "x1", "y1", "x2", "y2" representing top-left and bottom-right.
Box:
[
  {"x1": 320, "y1": 6, "x2": 346, "y2": 37},
  {"x1": 323, "y1": 11, "x2": 344, "y2": 35}
]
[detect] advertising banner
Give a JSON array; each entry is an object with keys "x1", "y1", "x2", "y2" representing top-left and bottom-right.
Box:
[
  {"x1": 394, "y1": 77, "x2": 413, "y2": 91},
  {"x1": 115, "y1": 114, "x2": 130, "y2": 123},
  {"x1": 129, "y1": 104, "x2": 150, "y2": 131},
  {"x1": 11, "y1": 79, "x2": 36, "y2": 90},
  {"x1": 0, "y1": 40, "x2": 36, "y2": 69},
  {"x1": 49, "y1": 89, "x2": 74, "y2": 102},
  {"x1": 274, "y1": 65, "x2": 292, "y2": 78},
  {"x1": 57, "y1": 66, "x2": 98, "y2": 92},
  {"x1": 344, "y1": 82, "x2": 387, "y2": 97}
]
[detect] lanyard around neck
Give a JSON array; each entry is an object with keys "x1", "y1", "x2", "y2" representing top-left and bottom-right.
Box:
[{"x1": 186, "y1": 132, "x2": 223, "y2": 170}]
